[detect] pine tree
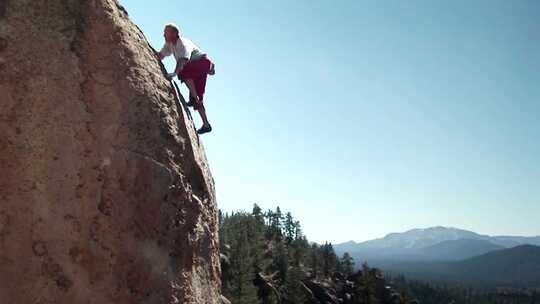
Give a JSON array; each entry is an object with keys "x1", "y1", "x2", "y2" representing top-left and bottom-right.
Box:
[
  {"x1": 252, "y1": 203, "x2": 264, "y2": 224},
  {"x1": 285, "y1": 264, "x2": 307, "y2": 304},
  {"x1": 264, "y1": 209, "x2": 274, "y2": 239},
  {"x1": 218, "y1": 210, "x2": 225, "y2": 248},
  {"x1": 220, "y1": 206, "x2": 367, "y2": 304},
  {"x1": 290, "y1": 237, "x2": 309, "y2": 267},
  {"x1": 339, "y1": 252, "x2": 355, "y2": 276},
  {"x1": 354, "y1": 262, "x2": 378, "y2": 304},
  {"x1": 228, "y1": 230, "x2": 260, "y2": 304},
  {"x1": 272, "y1": 241, "x2": 288, "y2": 283},
  {"x1": 321, "y1": 242, "x2": 337, "y2": 277},
  {"x1": 219, "y1": 211, "x2": 266, "y2": 303},
  {"x1": 271, "y1": 206, "x2": 283, "y2": 240},
  {"x1": 219, "y1": 209, "x2": 224, "y2": 226},
  {"x1": 294, "y1": 220, "x2": 303, "y2": 240},
  {"x1": 284, "y1": 212, "x2": 295, "y2": 244},
  {"x1": 308, "y1": 243, "x2": 321, "y2": 278}
]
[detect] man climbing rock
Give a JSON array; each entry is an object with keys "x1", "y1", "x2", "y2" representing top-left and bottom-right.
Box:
[{"x1": 156, "y1": 23, "x2": 215, "y2": 134}]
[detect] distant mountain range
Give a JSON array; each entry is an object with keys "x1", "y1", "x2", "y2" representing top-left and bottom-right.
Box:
[
  {"x1": 334, "y1": 227, "x2": 540, "y2": 288},
  {"x1": 335, "y1": 226, "x2": 540, "y2": 261},
  {"x1": 381, "y1": 245, "x2": 540, "y2": 288},
  {"x1": 419, "y1": 238, "x2": 505, "y2": 261}
]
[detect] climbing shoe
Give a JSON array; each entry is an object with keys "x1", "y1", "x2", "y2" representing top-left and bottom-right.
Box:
[{"x1": 197, "y1": 125, "x2": 212, "y2": 134}]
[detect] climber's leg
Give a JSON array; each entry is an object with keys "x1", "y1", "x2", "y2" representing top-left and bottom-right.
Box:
[
  {"x1": 178, "y1": 57, "x2": 212, "y2": 134},
  {"x1": 197, "y1": 104, "x2": 212, "y2": 134},
  {"x1": 179, "y1": 58, "x2": 210, "y2": 107},
  {"x1": 184, "y1": 78, "x2": 200, "y2": 106},
  {"x1": 184, "y1": 78, "x2": 211, "y2": 133}
]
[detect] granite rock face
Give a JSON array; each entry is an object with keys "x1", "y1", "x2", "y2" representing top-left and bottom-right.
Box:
[{"x1": 0, "y1": 0, "x2": 220, "y2": 303}]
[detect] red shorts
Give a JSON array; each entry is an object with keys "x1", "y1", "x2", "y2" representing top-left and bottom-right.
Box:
[{"x1": 178, "y1": 55, "x2": 212, "y2": 110}]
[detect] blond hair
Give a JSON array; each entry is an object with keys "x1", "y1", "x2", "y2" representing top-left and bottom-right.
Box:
[{"x1": 164, "y1": 23, "x2": 181, "y2": 36}]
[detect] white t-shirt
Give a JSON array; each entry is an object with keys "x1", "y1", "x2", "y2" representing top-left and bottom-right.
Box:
[{"x1": 159, "y1": 37, "x2": 206, "y2": 62}]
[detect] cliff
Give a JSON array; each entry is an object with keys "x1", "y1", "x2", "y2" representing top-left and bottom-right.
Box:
[{"x1": 0, "y1": 0, "x2": 221, "y2": 303}]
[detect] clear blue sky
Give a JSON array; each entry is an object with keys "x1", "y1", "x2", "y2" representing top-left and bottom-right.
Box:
[{"x1": 122, "y1": 0, "x2": 540, "y2": 244}]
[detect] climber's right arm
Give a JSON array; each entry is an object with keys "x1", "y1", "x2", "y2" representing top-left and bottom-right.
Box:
[{"x1": 157, "y1": 44, "x2": 171, "y2": 60}]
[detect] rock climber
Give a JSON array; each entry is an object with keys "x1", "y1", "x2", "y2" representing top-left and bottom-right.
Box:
[{"x1": 156, "y1": 23, "x2": 215, "y2": 134}]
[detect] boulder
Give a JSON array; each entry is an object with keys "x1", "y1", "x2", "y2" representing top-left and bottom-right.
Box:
[{"x1": 0, "y1": 0, "x2": 220, "y2": 303}]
